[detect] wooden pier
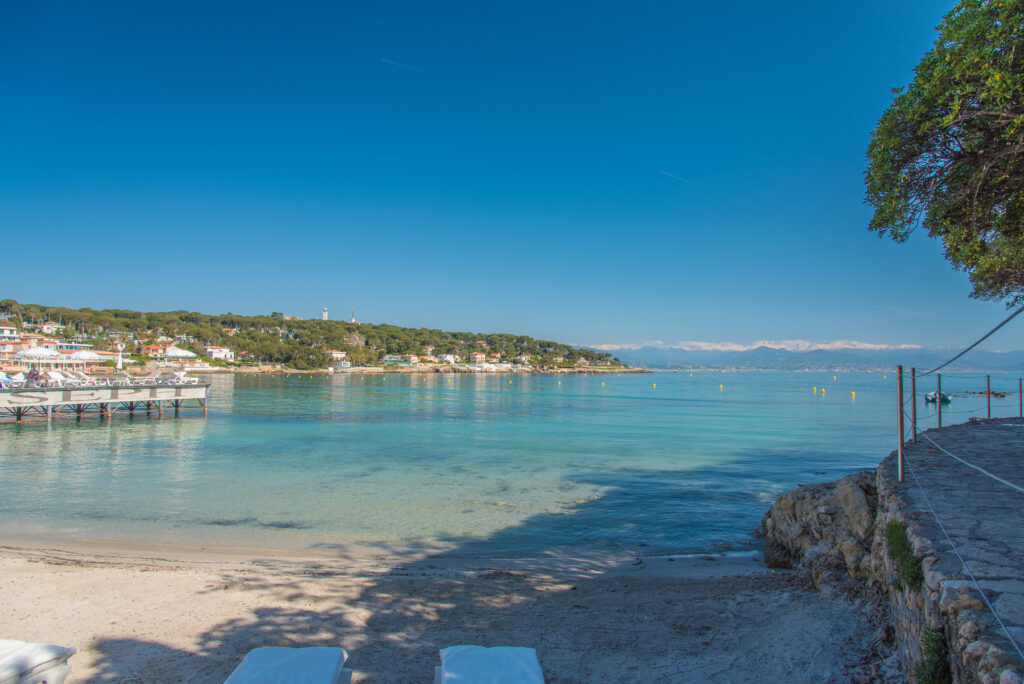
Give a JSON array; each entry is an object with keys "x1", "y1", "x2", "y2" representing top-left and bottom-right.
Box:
[{"x1": 0, "y1": 383, "x2": 210, "y2": 422}]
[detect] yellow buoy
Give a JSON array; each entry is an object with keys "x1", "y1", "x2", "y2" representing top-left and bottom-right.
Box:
[
  {"x1": 851, "y1": 391, "x2": 855, "y2": 399},
  {"x1": 719, "y1": 384, "x2": 723, "y2": 390},
  {"x1": 653, "y1": 383, "x2": 656, "y2": 388},
  {"x1": 833, "y1": 375, "x2": 836, "y2": 381},
  {"x1": 883, "y1": 375, "x2": 887, "y2": 380},
  {"x1": 601, "y1": 381, "x2": 604, "y2": 386},
  {"x1": 509, "y1": 379, "x2": 512, "y2": 384},
  {"x1": 558, "y1": 381, "x2": 561, "y2": 385},
  {"x1": 821, "y1": 388, "x2": 826, "y2": 394},
  {"x1": 813, "y1": 386, "x2": 817, "y2": 392}
]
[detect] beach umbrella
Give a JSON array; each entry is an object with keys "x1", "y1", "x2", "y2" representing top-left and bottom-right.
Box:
[
  {"x1": 16, "y1": 347, "x2": 60, "y2": 359},
  {"x1": 68, "y1": 350, "x2": 103, "y2": 361},
  {"x1": 15, "y1": 346, "x2": 60, "y2": 370},
  {"x1": 164, "y1": 344, "x2": 196, "y2": 360}
]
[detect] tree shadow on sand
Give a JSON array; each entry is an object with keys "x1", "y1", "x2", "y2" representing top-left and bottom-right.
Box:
[{"x1": 86, "y1": 452, "x2": 876, "y2": 683}]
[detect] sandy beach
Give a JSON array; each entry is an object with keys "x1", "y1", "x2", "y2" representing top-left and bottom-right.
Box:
[{"x1": 0, "y1": 542, "x2": 888, "y2": 683}]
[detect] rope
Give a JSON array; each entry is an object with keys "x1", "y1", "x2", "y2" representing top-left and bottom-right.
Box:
[
  {"x1": 920, "y1": 304, "x2": 1024, "y2": 376},
  {"x1": 904, "y1": 410, "x2": 1024, "y2": 496},
  {"x1": 901, "y1": 450, "x2": 1024, "y2": 664}
]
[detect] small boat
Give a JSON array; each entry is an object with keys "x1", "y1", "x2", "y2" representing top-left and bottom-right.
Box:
[{"x1": 924, "y1": 391, "x2": 952, "y2": 404}]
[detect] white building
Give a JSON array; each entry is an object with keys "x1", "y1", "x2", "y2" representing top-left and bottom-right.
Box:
[
  {"x1": 437, "y1": 354, "x2": 458, "y2": 364},
  {"x1": 326, "y1": 349, "x2": 347, "y2": 361},
  {"x1": 203, "y1": 345, "x2": 235, "y2": 362},
  {"x1": 322, "y1": 307, "x2": 328, "y2": 321},
  {"x1": 0, "y1": 325, "x2": 16, "y2": 340}
]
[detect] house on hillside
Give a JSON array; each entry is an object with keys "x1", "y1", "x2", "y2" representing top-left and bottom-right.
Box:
[
  {"x1": 203, "y1": 345, "x2": 235, "y2": 362},
  {"x1": 0, "y1": 325, "x2": 17, "y2": 340},
  {"x1": 438, "y1": 354, "x2": 459, "y2": 364},
  {"x1": 140, "y1": 344, "x2": 168, "y2": 359},
  {"x1": 326, "y1": 349, "x2": 347, "y2": 361},
  {"x1": 469, "y1": 352, "x2": 486, "y2": 363},
  {"x1": 575, "y1": 357, "x2": 590, "y2": 366}
]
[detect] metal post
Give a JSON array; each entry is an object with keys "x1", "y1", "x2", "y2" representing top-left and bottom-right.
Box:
[
  {"x1": 937, "y1": 373, "x2": 942, "y2": 428},
  {"x1": 911, "y1": 368, "x2": 917, "y2": 443},
  {"x1": 987, "y1": 375, "x2": 991, "y2": 420},
  {"x1": 1020, "y1": 378, "x2": 1022, "y2": 418},
  {"x1": 897, "y1": 366, "x2": 904, "y2": 483}
]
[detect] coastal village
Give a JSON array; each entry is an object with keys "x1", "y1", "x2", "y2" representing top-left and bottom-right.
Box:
[{"x1": 0, "y1": 304, "x2": 632, "y2": 376}]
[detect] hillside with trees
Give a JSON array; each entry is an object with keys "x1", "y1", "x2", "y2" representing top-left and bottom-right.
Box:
[{"x1": 0, "y1": 299, "x2": 619, "y2": 370}]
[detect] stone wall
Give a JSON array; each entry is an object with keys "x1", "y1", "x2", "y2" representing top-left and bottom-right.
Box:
[{"x1": 760, "y1": 455, "x2": 1024, "y2": 683}]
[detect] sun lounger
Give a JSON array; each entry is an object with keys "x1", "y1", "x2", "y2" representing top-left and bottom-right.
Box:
[
  {"x1": 434, "y1": 646, "x2": 545, "y2": 684},
  {"x1": 0, "y1": 639, "x2": 75, "y2": 684},
  {"x1": 45, "y1": 372, "x2": 67, "y2": 387},
  {"x1": 224, "y1": 647, "x2": 351, "y2": 684}
]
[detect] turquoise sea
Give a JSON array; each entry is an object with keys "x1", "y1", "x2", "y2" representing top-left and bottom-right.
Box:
[{"x1": 0, "y1": 371, "x2": 1018, "y2": 557}]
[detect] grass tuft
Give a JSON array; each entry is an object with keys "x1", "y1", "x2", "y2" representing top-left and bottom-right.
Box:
[
  {"x1": 914, "y1": 627, "x2": 951, "y2": 684},
  {"x1": 886, "y1": 519, "x2": 924, "y2": 591}
]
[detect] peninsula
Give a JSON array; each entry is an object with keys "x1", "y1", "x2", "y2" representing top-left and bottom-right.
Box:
[{"x1": 0, "y1": 299, "x2": 638, "y2": 375}]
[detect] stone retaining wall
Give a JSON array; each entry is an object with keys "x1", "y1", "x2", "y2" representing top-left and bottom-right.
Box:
[{"x1": 760, "y1": 443, "x2": 1024, "y2": 683}]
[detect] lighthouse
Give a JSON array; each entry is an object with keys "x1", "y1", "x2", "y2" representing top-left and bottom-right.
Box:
[{"x1": 322, "y1": 307, "x2": 328, "y2": 321}]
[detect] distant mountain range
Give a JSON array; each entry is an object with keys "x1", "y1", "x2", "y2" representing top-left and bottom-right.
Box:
[{"x1": 603, "y1": 345, "x2": 1024, "y2": 372}]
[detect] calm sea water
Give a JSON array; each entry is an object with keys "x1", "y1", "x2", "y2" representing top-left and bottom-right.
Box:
[{"x1": 0, "y1": 371, "x2": 1017, "y2": 557}]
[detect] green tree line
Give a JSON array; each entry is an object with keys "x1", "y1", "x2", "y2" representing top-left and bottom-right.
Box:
[{"x1": 0, "y1": 300, "x2": 619, "y2": 369}]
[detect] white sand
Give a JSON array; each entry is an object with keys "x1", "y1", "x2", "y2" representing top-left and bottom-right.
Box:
[{"x1": 0, "y1": 543, "x2": 883, "y2": 682}]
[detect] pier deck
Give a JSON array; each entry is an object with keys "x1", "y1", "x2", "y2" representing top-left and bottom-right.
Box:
[{"x1": 0, "y1": 383, "x2": 210, "y2": 421}]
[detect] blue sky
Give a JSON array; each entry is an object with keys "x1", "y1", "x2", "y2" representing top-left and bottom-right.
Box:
[{"x1": 3, "y1": 1, "x2": 1021, "y2": 350}]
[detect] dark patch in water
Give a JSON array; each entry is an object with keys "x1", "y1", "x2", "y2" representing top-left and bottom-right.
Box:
[
  {"x1": 206, "y1": 518, "x2": 259, "y2": 527},
  {"x1": 260, "y1": 520, "x2": 310, "y2": 530}
]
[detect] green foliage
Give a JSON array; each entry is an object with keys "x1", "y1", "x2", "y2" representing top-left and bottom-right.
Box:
[
  {"x1": 865, "y1": 0, "x2": 1024, "y2": 303},
  {"x1": 914, "y1": 627, "x2": 952, "y2": 684},
  {"x1": 886, "y1": 519, "x2": 924, "y2": 591},
  {"x1": 0, "y1": 299, "x2": 614, "y2": 370}
]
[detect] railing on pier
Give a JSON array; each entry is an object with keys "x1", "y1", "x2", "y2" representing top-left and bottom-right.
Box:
[
  {"x1": 891, "y1": 303, "x2": 1024, "y2": 666},
  {"x1": 0, "y1": 382, "x2": 210, "y2": 422}
]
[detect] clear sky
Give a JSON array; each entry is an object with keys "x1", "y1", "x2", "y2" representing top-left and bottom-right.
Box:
[{"x1": 3, "y1": 1, "x2": 1021, "y2": 351}]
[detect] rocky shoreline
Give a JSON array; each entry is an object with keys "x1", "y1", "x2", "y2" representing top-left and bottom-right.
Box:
[{"x1": 759, "y1": 430, "x2": 1024, "y2": 683}]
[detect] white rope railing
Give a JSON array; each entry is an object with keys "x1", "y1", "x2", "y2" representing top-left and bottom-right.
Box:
[
  {"x1": 905, "y1": 410, "x2": 1024, "y2": 496},
  {"x1": 900, "y1": 447, "x2": 1024, "y2": 664}
]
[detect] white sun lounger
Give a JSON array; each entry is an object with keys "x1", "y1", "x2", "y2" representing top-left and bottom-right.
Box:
[
  {"x1": 0, "y1": 639, "x2": 75, "y2": 684},
  {"x1": 224, "y1": 647, "x2": 351, "y2": 684},
  {"x1": 434, "y1": 646, "x2": 545, "y2": 684}
]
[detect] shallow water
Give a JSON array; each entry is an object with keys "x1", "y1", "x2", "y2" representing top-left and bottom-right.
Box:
[{"x1": 0, "y1": 370, "x2": 1017, "y2": 557}]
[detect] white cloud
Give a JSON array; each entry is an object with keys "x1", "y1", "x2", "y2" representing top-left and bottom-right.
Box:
[{"x1": 588, "y1": 339, "x2": 923, "y2": 352}]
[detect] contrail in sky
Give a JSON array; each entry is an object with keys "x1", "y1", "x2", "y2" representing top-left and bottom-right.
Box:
[
  {"x1": 658, "y1": 169, "x2": 701, "y2": 187},
  {"x1": 381, "y1": 58, "x2": 428, "y2": 74}
]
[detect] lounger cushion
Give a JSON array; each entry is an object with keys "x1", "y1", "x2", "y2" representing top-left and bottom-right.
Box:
[
  {"x1": 224, "y1": 647, "x2": 348, "y2": 684},
  {"x1": 0, "y1": 639, "x2": 76, "y2": 684},
  {"x1": 438, "y1": 646, "x2": 544, "y2": 683}
]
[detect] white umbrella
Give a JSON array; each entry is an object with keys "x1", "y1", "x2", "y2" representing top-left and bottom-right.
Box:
[
  {"x1": 15, "y1": 346, "x2": 60, "y2": 370},
  {"x1": 16, "y1": 347, "x2": 60, "y2": 359},
  {"x1": 164, "y1": 346, "x2": 197, "y2": 359},
  {"x1": 68, "y1": 350, "x2": 103, "y2": 361}
]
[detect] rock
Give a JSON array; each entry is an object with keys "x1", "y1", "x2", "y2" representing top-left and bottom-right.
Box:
[{"x1": 757, "y1": 470, "x2": 877, "y2": 582}]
